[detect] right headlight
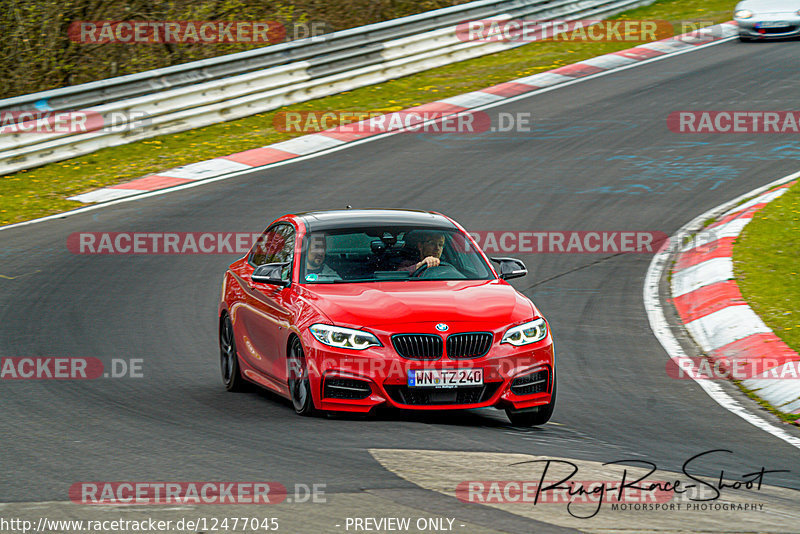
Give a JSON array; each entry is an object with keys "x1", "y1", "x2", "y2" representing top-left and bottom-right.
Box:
[
  {"x1": 735, "y1": 9, "x2": 754, "y2": 19},
  {"x1": 309, "y1": 324, "x2": 381, "y2": 350},
  {"x1": 501, "y1": 318, "x2": 548, "y2": 346}
]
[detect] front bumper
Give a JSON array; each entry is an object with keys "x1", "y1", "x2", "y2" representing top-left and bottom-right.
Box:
[
  {"x1": 303, "y1": 329, "x2": 555, "y2": 413},
  {"x1": 737, "y1": 16, "x2": 800, "y2": 39}
]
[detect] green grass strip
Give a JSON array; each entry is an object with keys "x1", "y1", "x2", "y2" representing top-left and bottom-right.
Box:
[{"x1": 734, "y1": 181, "x2": 800, "y2": 360}]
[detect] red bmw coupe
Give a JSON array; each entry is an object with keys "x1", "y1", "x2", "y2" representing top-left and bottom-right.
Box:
[{"x1": 218, "y1": 209, "x2": 555, "y2": 426}]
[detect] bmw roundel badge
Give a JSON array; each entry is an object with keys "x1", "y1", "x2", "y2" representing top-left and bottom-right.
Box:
[{"x1": 435, "y1": 323, "x2": 449, "y2": 332}]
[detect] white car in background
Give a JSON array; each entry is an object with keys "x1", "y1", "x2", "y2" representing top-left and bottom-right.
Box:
[{"x1": 735, "y1": 0, "x2": 800, "y2": 40}]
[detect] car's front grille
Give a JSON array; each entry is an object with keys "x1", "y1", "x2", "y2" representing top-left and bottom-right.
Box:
[
  {"x1": 762, "y1": 25, "x2": 798, "y2": 34},
  {"x1": 323, "y1": 377, "x2": 372, "y2": 400},
  {"x1": 446, "y1": 332, "x2": 493, "y2": 359},
  {"x1": 384, "y1": 382, "x2": 501, "y2": 405},
  {"x1": 510, "y1": 370, "x2": 549, "y2": 396},
  {"x1": 392, "y1": 332, "x2": 494, "y2": 360},
  {"x1": 392, "y1": 334, "x2": 443, "y2": 360}
]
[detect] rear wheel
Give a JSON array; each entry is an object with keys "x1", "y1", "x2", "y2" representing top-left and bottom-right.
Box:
[
  {"x1": 220, "y1": 314, "x2": 247, "y2": 391},
  {"x1": 288, "y1": 337, "x2": 315, "y2": 416},
  {"x1": 505, "y1": 370, "x2": 557, "y2": 427}
]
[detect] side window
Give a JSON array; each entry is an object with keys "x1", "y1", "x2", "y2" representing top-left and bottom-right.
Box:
[
  {"x1": 250, "y1": 228, "x2": 275, "y2": 266},
  {"x1": 250, "y1": 224, "x2": 295, "y2": 281}
]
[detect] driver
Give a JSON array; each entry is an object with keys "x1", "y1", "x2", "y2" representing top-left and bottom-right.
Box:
[{"x1": 397, "y1": 231, "x2": 445, "y2": 272}]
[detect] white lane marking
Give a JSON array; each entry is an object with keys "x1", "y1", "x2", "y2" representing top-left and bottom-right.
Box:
[
  {"x1": 581, "y1": 54, "x2": 638, "y2": 69},
  {"x1": 640, "y1": 40, "x2": 695, "y2": 53},
  {"x1": 512, "y1": 72, "x2": 573, "y2": 87},
  {"x1": 644, "y1": 169, "x2": 800, "y2": 450},
  {"x1": 685, "y1": 305, "x2": 772, "y2": 350},
  {"x1": 266, "y1": 134, "x2": 345, "y2": 155},
  {"x1": 671, "y1": 257, "x2": 734, "y2": 297},
  {"x1": 155, "y1": 158, "x2": 251, "y2": 179},
  {"x1": 439, "y1": 91, "x2": 505, "y2": 108},
  {"x1": 67, "y1": 189, "x2": 145, "y2": 203},
  {"x1": 0, "y1": 33, "x2": 737, "y2": 232},
  {"x1": 67, "y1": 158, "x2": 255, "y2": 201}
]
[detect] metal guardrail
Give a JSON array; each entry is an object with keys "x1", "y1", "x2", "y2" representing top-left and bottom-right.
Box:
[
  {"x1": 0, "y1": 0, "x2": 607, "y2": 113},
  {"x1": 0, "y1": 0, "x2": 654, "y2": 175}
]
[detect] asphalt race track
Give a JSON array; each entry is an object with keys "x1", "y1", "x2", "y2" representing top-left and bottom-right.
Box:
[{"x1": 1, "y1": 40, "x2": 800, "y2": 533}]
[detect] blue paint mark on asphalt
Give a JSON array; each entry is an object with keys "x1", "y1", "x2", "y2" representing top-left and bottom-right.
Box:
[
  {"x1": 411, "y1": 119, "x2": 640, "y2": 147},
  {"x1": 574, "y1": 140, "x2": 800, "y2": 195},
  {"x1": 770, "y1": 144, "x2": 800, "y2": 157},
  {"x1": 577, "y1": 153, "x2": 740, "y2": 195}
]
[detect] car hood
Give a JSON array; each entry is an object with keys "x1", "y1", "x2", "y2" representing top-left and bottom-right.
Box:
[
  {"x1": 298, "y1": 279, "x2": 537, "y2": 328},
  {"x1": 737, "y1": 0, "x2": 800, "y2": 13}
]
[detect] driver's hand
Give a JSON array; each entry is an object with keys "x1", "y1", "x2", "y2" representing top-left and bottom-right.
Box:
[{"x1": 416, "y1": 256, "x2": 440, "y2": 270}]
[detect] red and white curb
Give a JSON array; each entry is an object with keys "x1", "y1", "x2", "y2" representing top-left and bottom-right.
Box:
[
  {"x1": 670, "y1": 181, "x2": 800, "y2": 415},
  {"x1": 645, "y1": 172, "x2": 800, "y2": 450},
  {"x1": 68, "y1": 22, "x2": 739, "y2": 204}
]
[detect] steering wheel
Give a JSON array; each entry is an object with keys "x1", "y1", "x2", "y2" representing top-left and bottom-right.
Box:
[{"x1": 411, "y1": 261, "x2": 450, "y2": 277}]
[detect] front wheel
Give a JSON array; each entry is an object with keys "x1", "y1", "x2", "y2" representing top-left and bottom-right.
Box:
[
  {"x1": 288, "y1": 337, "x2": 315, "y2": 416},
  {"x1": 505, "y1": 370, "x2": 557, "y2": 427}
]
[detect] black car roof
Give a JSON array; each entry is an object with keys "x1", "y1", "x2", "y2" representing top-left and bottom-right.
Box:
[{"x1": 296, "y1": 209, "x2": 457, "y2": 232}]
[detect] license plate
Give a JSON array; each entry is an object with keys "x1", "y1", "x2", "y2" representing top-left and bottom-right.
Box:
[
  {"x1": 756, "y1": 21, "x2": 790, "y2": 28},
  {"x1": 408, "y1": 369, "x2": 483, "y2": 388}
]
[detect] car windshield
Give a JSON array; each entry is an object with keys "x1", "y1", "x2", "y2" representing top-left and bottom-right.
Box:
[{"x1": 300, "y1": 227, "x2": 495, "y2": 283}]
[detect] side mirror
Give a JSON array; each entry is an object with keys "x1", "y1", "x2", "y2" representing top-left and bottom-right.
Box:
[
  {"x1": 491, "y1": 257, "x2": 528, "y2": 280},
  {"x1": 251, "y1": 262, "x2": 290, "y2": 287}
]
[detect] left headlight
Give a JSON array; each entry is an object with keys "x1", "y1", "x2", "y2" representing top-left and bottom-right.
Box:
[
  {"x1": 309, "y1": 324, "x2": 382, "y2": 350},
  {"x1": 734, "y1": 9, "x2": 753, "y2": 18},
  {"x1": 501, "y1": 318, "x2": 548, "y2": 346}
]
